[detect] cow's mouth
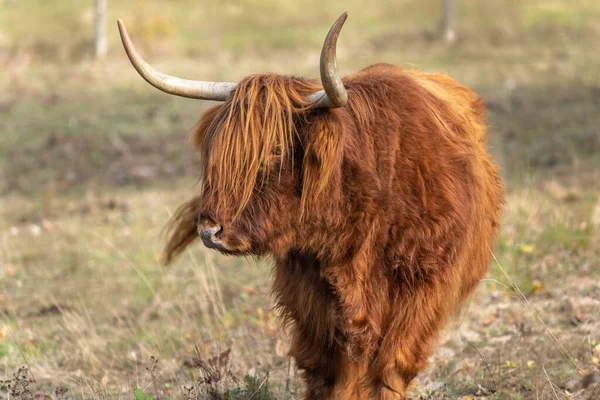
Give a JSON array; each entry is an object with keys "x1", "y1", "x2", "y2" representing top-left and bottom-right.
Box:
[
  {"x1": 201, "y1": 236, "x2": 226, "y2": 251},
  {"x1": 197, "y1": 224, "x2": 254, "y2": 256}
]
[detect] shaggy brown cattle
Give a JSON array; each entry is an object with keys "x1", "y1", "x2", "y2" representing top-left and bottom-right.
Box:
[{"x1": 118, "y1": 12, "x2": 503, "y2": 400}]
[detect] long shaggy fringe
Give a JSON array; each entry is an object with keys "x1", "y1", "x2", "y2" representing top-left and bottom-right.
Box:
[
  {"x1": 164, "y1": 75, "x2": 321, "y2": 263},
  {"x1": 199, "y1": 75, "x2": 319, "y2": 220}
]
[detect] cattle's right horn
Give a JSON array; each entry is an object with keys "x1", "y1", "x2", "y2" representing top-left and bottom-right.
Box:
[
  {"x1": 117, "y1": 20, "x2": 237, "y2": 101},
  {"x1": 310, "y1": 12, "x2": 349, "y2": 108}
]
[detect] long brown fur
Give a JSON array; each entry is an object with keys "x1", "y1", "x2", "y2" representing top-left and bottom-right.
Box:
[{"x1": 165, "y1": 63, "x2": 504, "y2": 399}]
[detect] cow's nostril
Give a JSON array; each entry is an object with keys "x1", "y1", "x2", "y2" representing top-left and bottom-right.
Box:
[
  {"x1": 198, "y1": 225, "x2": 220, "y2": 239},
  {"x1": 214, "y1": 225, "x2": 224, "y2": 240},
  {"x1": 197, "y1": 222, "x2": 225, "y2": 250}
]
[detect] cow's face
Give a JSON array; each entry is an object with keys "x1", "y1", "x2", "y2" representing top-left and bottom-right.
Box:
[
  {"x1": 192, "y1": 75, "x2": 343, "y2": 258},
  {"x1": 195, "y1": 141, "x2": 301, "y2": 257},
  {"x1": 117, "y1": 13, "x2": 351, "y2": 263}
]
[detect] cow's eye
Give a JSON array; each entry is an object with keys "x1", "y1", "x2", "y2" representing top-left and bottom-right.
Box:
[
  {"x1": 272, "y1": 146, "x2": 283, "y2": 157},
  {"x1": 256, "y1": 146, "x2": 286, "y2": 181},
  {"x1": 258, "y1": 160, "x2": 282, "y2": 176}
]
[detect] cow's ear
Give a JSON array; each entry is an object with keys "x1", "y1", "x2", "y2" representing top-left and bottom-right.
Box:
[{"x1": 300, "y1": 112, "x2": 345, "y2": 213}]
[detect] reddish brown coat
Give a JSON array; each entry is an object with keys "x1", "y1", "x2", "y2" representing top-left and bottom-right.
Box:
[{"x1": 165, "y1": 63, "x2": 504, "y2": 399}]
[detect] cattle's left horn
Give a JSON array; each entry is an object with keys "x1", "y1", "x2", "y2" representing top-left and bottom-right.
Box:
[
  {"x1": 117, "y1": 20, "x2": 237, "y2": 101},
  {"x1": 310, "y1": 12, "x2": 349, "y2": 108}
]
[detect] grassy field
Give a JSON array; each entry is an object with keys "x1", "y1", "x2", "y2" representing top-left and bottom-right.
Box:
[{"x1": 1, "y1": 0, "x2": 600, "y2": 399}]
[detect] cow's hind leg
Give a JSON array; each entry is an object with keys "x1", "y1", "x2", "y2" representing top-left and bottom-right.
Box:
[
  {"x1": 294, "y1": 334, "x2": 373, "y2": 400},
  {"x1": 371, "y1": 368, "x2": 410, "y2": 400},
  {"x1": 370, "y1": 276, "x2": 457, "y2": 399}
]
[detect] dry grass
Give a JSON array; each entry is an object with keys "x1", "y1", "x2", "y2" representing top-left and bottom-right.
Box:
[
  {"x1": 1, "y1": 0, "x2": 600, "y2": 399},
  {"x1": 1, "y1": 183, "x2": 598, "y2": 399}
]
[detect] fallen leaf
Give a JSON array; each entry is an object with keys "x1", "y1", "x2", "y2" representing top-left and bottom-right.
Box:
[
  {"x1": 571, "y1": 313, "x2": 585, "y2": 325},
  {"x1": 482, "y1": 314, "x2": 496, "y2": 326},
  {"x1": 531, "y1": 280, "x2": 544, "y2": 293},
  {"x1": 243, "y1": 286, "x2": 257, "y2": 295},
  {"x1": 519, "y1": 243, "x2": 535, "y2": 254}
]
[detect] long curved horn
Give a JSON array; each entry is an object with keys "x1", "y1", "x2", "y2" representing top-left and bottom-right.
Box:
[
  {"x1": 117, "y1": 20, "x2": 237, "y2": 101},
  {"x1": 309, "y1": 12, "x2": 349, "y2": 108}
]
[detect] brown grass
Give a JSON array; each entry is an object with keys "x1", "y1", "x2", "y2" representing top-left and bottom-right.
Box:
[{"x1": 2, "y1": 0, "x2": 600, "y2": 398}]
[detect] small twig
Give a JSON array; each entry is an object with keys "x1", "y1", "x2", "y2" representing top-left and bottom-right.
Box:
[
  {"x1": 284, "y1": 356, "x2": 292, "y2": 395},
  {"x1": 490, "y1": 248, "x2": 583, "y2": 375},
  {"x1": 5, "y1": 324, "x2": 40, "y2": 392},
  {"x1": 91, "y1": 231, "x2": 156, "y2": 297},
  {"x1": 149, "y1": 356, "x2": 161, "y2": 400},
  {"x1": 542, "y1": 365, "x2": 561, "y2": 400},
  {"x1": 247, "y1": 374, "x2": 269, "y2": 400},
  {"x1": 460, "y1": 333, "x2": 497, "y2": 392}
]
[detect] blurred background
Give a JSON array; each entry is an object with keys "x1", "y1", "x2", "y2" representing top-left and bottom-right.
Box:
[{"x1": 1, "y1": 1, "x2": 599, "y2": 399}]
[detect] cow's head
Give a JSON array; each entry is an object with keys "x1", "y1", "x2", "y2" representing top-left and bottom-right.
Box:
[{"x1": 118, "y1": 13, "x2": 353, "y2": 262}]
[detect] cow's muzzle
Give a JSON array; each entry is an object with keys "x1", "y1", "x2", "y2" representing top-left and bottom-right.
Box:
[{"x1": 197, "y1": 216, "x2": 225, "y2": 250}]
